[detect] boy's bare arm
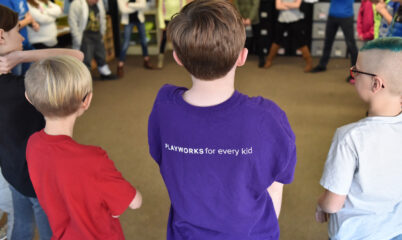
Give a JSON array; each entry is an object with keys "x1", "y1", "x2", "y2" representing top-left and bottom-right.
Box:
[
  {"x1": 19, "y1": 12, "x2": 34, "y2": 28},
  {"x1": 0, "y1": 49, "x2": 84, "y2": 73},
  {"x1": 376, "y1": 2, "x2": 394, "y2": 24},
  {"x1": 275, "y1": 0, "x2": 289, "y2": 10},
  {"x1": 267, "y1": 181, "x2": 284, "y2": 218},
  {"x1": 283, "y1": 0, "x2": 302, "y2": 9},
  {"x1": 317, "y1": 190, "x2": 346, "y2": 214},
  {"x1": 129, "y1": 190, "x2": 142, "y2": 209}
]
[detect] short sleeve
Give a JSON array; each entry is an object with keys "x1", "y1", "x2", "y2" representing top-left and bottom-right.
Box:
[
  {"x1": 320, "y1": 130, "x2": 357, "y2": 195},
  {"x1": 274, "y1": 112, "x2": 297, "y2": 184},
  {"x1": 148, "y1": 100, "x2": 162, "y2": 164},
  {"x1": 275, "y1": 142, "x2": 296, "y2": 184},
  {"x1": 96, "y1": 151, "x2": 136, "y2": 216}
]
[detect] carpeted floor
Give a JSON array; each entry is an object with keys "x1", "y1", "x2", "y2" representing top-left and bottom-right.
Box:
[{"x1": 70, "y1": 52, "x2": 366, "y2": 240}]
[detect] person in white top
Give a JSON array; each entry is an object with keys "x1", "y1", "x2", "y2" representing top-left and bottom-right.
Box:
[
  {"x1": 27, "y1": 0, "x2": 62, "y2": 49},
  {"x1": 316, "y1": 37, "x2": 402, "y2": 240},
  {"x1": 116, "y1": 0, "x2": 155, "y2": 78},
  {"x1": 69, "y1": 0, "x2": 117, "y2": 80},
  {"x1": 263, "y1": 0, "x2": 312, "y2": 72}
]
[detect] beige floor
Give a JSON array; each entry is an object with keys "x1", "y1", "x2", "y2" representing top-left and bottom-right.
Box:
[{"x1": 69, "y1": 53, "x2": 366, "y2": 240}]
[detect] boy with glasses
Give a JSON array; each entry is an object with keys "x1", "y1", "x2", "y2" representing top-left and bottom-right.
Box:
[
  {"x1": 24, "y1": 56, "x2": 142, "y2": 239},
  {"x1": 315, "y1": 37, "x2": 402, "y2": 240}
]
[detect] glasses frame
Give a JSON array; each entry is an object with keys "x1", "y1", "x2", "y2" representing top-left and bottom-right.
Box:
[{"x1": 350, "y1": 66, "x2": 384, "y2": 88}]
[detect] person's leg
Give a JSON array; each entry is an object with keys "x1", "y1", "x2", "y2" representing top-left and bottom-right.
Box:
[
  {"x1": 9, "y1": 186, "x2": 35, "y2": 240},
  {"x1": 313, "y1": 16, "x2": 339, "y2": 71},
  {"x1": 30, "y1": 197, "x2": 52, "y2": 240},
  {"x1": 0, "y1": 170, "x2": 13, "y2": 239},
  {"x1": 93, "y1": 35, "x2": 107, "y2": 68},
  {"x1": 159, "y1": 21, "x2": 169, "y2": 54},
  {"x1": 117, "y1": 23, "x2": 135, "y2": 77},
  {"x1": 158, "y1": 21, "x2": 169, "y2": 68},
  {"x1": 292, "y1": 20, "x2": 312, "y2": 72},
  {"x1": 264, "y1": 22, "x2": 284, "y2": 69},
  {"x1": 80, "y1": 33, "x2": 95, "y2": 69},
  {"x1": 339, "y1": 16, "x2": 358, "y2": 66},
  {"x1": 119, "y1": 23, "x2": 135, "y2": 63},
  {"x1": 251, "y1": 24, "x2": 265, "y2": 67},
  {"x1": 136, "y1": 21, "x2": 154, "y2": 69},
  {"x1": 136, "y1": 21, "x2": 149, "y2": 58},
  {"x1": 92, "y1": 33, "x2": 116, "y2": 79}
]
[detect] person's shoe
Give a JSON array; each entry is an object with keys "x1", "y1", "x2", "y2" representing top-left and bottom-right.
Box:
[
  {"x1": 143, "y1": 59, "x2": 156, "y2": 70},
  {"x1": 310, "y1": 65, "x2": 326, "y2": 73},
  {"x1": 100, "y1": 74, "x2": 118, "y2": 80},
  {"x1": 0, "y1": 224, "x2": 7, "y2": 240},
  {"x1": 117, "y1": 65, "x2": 124, "y2": 78},
  {"x1": 298, "y1": 45, "x2": 313, "y2": 72}
]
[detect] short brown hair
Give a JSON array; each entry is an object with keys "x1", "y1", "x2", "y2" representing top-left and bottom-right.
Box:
[
  {"x1": 25, "y1": 56, "x2": 93, "y2": 118},
  {"x1": 0, "y1": 5, "x2": 19, "y2": 32},
  {"x1": 167, "y1": 0, "x2": 245, "y2": 80}
]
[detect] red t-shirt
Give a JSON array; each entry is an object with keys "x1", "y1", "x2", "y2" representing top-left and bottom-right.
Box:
[{"x1": 26, "y1": 130, "x2": 137, "y2": 240}]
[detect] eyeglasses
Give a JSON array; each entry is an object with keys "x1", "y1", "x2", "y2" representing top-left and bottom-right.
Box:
[
  {"x1": 350, "y1": 66, "x2": 384, "y2": 88},
  {"x1": 350, "y1": 66, "x2": 376, "y2": 79}
]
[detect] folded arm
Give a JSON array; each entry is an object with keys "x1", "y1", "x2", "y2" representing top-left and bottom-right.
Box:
[
  {"x1": 283, "y1": 0, "x2": 302, "y2": 9},
  {"x1": 315, "y1": 190, "x2": 346, "y2": 223},
  {"x1": 0, "y1": 49, "x2": 83, "y2": 74}
]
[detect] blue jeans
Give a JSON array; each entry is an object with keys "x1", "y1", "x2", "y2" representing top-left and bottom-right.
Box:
[
  {"x1": 9, "y1": 186, "x2": 52, "y2": 240},
  {"x1": 0, "y1": 169, "x2": 13, "y2": 239},
  {"x1": 119, "y1": 21, "x2": 149, "y2": 61}
]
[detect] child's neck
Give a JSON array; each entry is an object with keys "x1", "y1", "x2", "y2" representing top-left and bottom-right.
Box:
[
  {"x1": 44, "y1": 114, "x2": 77, "y2": 137},
  {"x1": 183, "y1": 69, "x2": 235, "y2": 107},
  {"x1": 368, "y1": 96, "x2": 402, "y2": 117}
]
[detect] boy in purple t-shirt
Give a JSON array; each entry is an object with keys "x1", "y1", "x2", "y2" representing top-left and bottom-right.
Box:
[{"x1": 147, "y1": 1, "x2": 297, "y2": 239}]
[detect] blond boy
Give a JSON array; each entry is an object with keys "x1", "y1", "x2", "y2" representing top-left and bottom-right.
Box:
[
  {"x1": 316, "y1": 37, "x2": 402, "y2": 240},
  {"x1": 148, "y1": 1, "x2": 297, "y2": 239},
  {"x1": 24, "y1": 56, "x2": 142, "y2": 239}
]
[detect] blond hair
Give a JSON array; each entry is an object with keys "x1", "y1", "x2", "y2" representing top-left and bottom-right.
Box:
[
  {"x1": 167, "y1": 0, "x2": 245, "y2": 80},
  {"x1": 25, "y1": 56, "x2": 92, "y2": 117}
]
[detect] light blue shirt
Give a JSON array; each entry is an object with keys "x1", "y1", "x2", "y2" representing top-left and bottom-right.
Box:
[{"x1": 321, "y1": 113, "x2": 402, "y2": 240}]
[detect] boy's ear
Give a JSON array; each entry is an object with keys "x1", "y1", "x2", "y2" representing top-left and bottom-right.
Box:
[
  {"x1": 0, "y1": 29, "x2": 5, "y2": 45},
  {"x1": 24, "y1": 92, "x2": 33, "y2": 105},
  {"x1": 236, "y1": 48, "x2": 248, "y2": 67},
  {"x1": 173, "y1": 51, "x2": 183, "y2": 66},
  {"x1": 82, "y1": 92, "x2": 93, "y2": 111},
  {"x1": 371, "y1": 76, "x2": 384, "y2": 93}
]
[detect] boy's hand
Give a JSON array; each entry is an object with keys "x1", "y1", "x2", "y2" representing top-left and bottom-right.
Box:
[
  {"x1": 0, "y1": 51, "x2": 22, "y2": 74},
  {"x1": 376, "y1": 1, "x2": 387, "y2": 13},
  {"x1": 243, "y1": 18, "x2": 251, "y2": 26},
  {"x1": 315, "y1": 205, "x2": 328, "y2": 223},
  {"x1": 32, "y1": 21, "x2": 40, "y2": 32}
]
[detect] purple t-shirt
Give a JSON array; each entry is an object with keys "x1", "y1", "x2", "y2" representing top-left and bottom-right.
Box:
[{"x1": 148, "y1": 84, "x2": 296, "y2": 240}]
